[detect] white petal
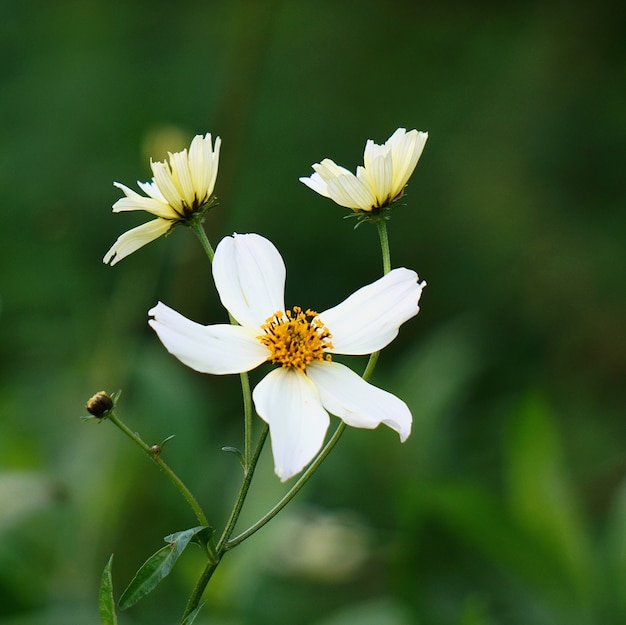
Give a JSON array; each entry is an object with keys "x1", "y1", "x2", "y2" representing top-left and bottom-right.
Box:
[
  {"x1": 188, "y1": 134, "x2": 208, "y2": 195},
  {"x1": 318, "y1": 268, "x2": 425, "y2": 354},
  {"x1": 253, "y1": 368, "x2": 330, "y2": 481},
  {"x1": 151, "y1": 160, "x2": 184, "y2": 212},
  {"x1": 389, "y1": 129, "x2": 428, "y2": 198},
  {"x1": 137, "y1": 179, "x2": 167, "y2": 202},
  {"x1": 327, "y1": 173, "x2": 377, "y2": 210},
  {"x1": 112, "y1": 182, "x2": 177, "y2": 219},
  {"x1": 189, "y1": 133, "x2": 222, "y2": 201},
  {"x1": 299, "y1": 172, "x2": 330, "y2": 198},
  {"x1": 103, "y1": 218, "x2": 172, "y2": 265},
  {"x1": 384, "y1": 127, "x2": 408, "y2": 150},
  {"x1": 169, "y1": 148, "x2": 196, "y2": 209},
  {"x1": 364, "y1": 151, "x2": 393, "y2": 205},
  {"x1": 313, "y1": 159, "x2": 354, "y2": 182},
  {"x1": 188, "y1": 134, "x2": 220, "y2": 200},
  {"x1": 207, "y1": 135, "x2": 221, "y2": 198},
  {"x1": 212, "y1": 233, "x2": 286, "y2": 329},
  {"x1": 300, "y1": 159, "x2": 364, "y2": 204},
  {"x1": 363, "y1": 137, "x2": 388, "y2": 170},
  {"x1": 148, "y1": 302, "x2": 269, "y2": 374},
  {"x1": 307, "y1": 361, "x2": 412, "y2": 441}
]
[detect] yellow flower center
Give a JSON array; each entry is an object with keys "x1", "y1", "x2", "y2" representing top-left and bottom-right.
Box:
[{"x1": 258, "y1": 307, "x2": 333, "y2": 371}]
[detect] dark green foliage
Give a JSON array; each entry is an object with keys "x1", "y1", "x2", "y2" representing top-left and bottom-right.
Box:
[{"x1": 0, "y1": 0, "x2": 624, "y2": 624}]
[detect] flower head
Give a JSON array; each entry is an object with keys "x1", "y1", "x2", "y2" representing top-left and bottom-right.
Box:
[
  {"x1": 104, "y1": 133, "x2": 221, "y2": 265},
  {"x1": 300, "y1": 128, "x2": 428, "y2": 213},
  {"x1": 148, "y1": 233, "x2": 425, "y2": 481}
]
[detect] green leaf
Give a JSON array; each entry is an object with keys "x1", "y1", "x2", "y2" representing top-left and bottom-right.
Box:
[
  {"x1": 181, "y1": 601, "x2": 206, "y2": 625},
  {"x1": 163, "y1": 525, "x2": 212, "y2": 546},
  {"x1": 119, "y1": 545, "x2": 170, "y2": 609},
  {"x1": 222, "y1": 446, "x2": 246, "y2": 468},
  {"x1": 505, "y1": 392, "x2": 594, "y2": 605},
  {"x1": 119, "y1": 526, "x2": 209, "y2": 610},
  {"x1": 99, "y1": 554, "x2": 117, "y2": 625}
]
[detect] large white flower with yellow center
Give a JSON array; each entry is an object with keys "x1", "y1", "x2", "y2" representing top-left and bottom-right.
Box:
[
  {"x1": 149, "y1": 233, "x2": 425, "y2": 481},
  {"x1": 300, "y1": 128, "x2": 428, "y2": 212},
  {"x1": 104, "y1": 133, "x2": 221, "y2": 265}
]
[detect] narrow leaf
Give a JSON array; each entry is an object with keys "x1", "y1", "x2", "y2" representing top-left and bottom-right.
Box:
[
  {"x1": 119, "y1": 526, "x2": 209, "y2": 610},
  {"x1": 181, "y1": 601, "x2": 206, "y2": 625},
  {"x1": 222, "y1": 446, "x2": 246, "y2": 468},
  {"x1": 99, "y1": 554, "x2": 117, "y2": 625},
  {"x1": 163, "y1": 525, "x2": 210, "y2": 546},
  {"x1": 505, "y1": 393, "x2": 594, "y2": 602},
  {"x1": 119, "y1": 546, "x2": 170, "y2": 610}
]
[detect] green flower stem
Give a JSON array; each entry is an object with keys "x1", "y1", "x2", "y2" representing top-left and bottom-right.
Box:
[
  {"x1": 376, "y1": 218, "x2": 392, "y2": 275},
  {"x1": 226, "y1": 338, "x2": 382, "y2": 551},
  {"x1": 181, "y1": 215, "x2": 393, "y2": 616},
  {"x1": 239, "y1": 372, "x2": 254, "y2": 467},
  {"x1": 216, "y1": 424, "x2": 269, "y2": 550},
  {"x1": 361, "y1": 350, "x2": 380, "y2": 381},
  {"x1": 226, "y1": 217, "x2": 392, "y2": 550},
  {"x1": 190, "y1": 220, "x2": 255, "y2": 469},
  {"x1": 181, "y1": 425, "x2": 269, "y2": 620},
  {"x1": 226, "y1": 421, "x2": 346, "y2": 550},
  {"x1": 359, "y1": 217, "x2": 390, "y2": 378},
  {"x1": 182, "y1": 559, "x2": 219, "y2": 620},
  {"x1": 105, "y1": 410, "x2": 212, "y2": 543},
  {"x1": 190, "y1": 219, "x2": 215, "y2": 263},
  {"x1": 360, "y1": 218, "x2": 390, "y2": 379}
]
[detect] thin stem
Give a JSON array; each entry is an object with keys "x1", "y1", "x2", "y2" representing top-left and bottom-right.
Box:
[
  {"x1": 182, "y1": 425, "x2": 269, "y2": 619},
  {"x1": 106, "y1": 410, "x2": 211, "y2": 531},
  {"x1": 376, "y1": 218, "x2": 392, "y2": 275},
  {"x1": 190, "y1": 220, "x2": 254, "y2": 470},
  {"x1": 227, "y1": 218, "x2": 394, "y2": 549},
  {"x1": 190, "y1": 219, "x2": 215, "y2": 263},
  {"x1": 227, "y1": 421, "x2": 346, "y2": 550},
  {"x1": 227, "y1": 347, "x2": 379, "y2": 550},
  {"x1": 240, "y1": 372, "x2": 253, "y2": 467},
  {"x1": 362, "y1": 350, "x2": 380, "y2": 382},
  {"x1": 359, "y1": 218, "x2": 391, "y2": 381},
  {"x1": 182, "y1": 214, "x2": 395, "y2": 615},
  {"x1": 216, "y1": 425, "x2": 269, "y2": 552},
  {"x1": 182, "y1": 559, "x2": 220, "y2": 620}
]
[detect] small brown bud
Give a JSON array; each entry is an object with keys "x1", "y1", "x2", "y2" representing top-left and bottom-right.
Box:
[{"x1": 86, "y1": 391, "x2": 114, "y2": 418}]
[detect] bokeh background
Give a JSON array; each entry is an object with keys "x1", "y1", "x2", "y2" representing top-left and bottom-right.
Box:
[{"x1": 1, "y1": 0, "x2": 625, "y2": 623}]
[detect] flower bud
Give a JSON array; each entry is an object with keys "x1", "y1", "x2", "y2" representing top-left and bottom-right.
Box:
[{"x1": 86, "y1": 391, "x2": 114, "y2": 418}]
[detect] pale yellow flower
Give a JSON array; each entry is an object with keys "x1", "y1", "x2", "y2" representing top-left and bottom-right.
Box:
[
  {"x1": 300, "y1": 128, "x2": 427, "y2": 212},
  {"x1": 104, "y1": 133, "x2": 221, "y2": 265}
]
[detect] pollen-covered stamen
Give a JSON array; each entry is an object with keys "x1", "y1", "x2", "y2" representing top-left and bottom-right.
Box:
[{"x1": 258, "y1": 306, "x2": 333, "y2": 371}]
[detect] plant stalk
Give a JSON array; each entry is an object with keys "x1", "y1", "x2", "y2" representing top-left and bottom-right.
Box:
[{"x1": 106, "y1": 411, "x2": 211, "y2": 533}]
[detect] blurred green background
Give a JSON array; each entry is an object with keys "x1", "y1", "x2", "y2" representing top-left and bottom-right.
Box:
[{"x1": 1, "y1": 0, "x2": 624, "y2": 623}]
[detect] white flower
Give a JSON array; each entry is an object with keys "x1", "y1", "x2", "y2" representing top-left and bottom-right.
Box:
[
  {"x1": 104, "y1": 133, "x2": 221, "y2": 265},
  {"x1": 300, "y1": 128, "x2": 428, "y2": 212},
  {"x1": 148, "y1": 233, "x2": 425, "y2": 481}
]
